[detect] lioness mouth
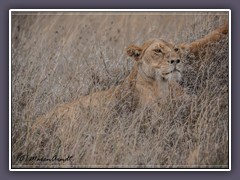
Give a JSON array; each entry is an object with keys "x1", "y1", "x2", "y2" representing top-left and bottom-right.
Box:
[{"x1": 163, "y1": 69, "x2": 180, "y2": 75}]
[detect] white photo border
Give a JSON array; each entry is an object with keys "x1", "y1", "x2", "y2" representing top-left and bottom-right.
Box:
[{"x1": 9, "y1": 9, "x2": 231, "y2": 171}]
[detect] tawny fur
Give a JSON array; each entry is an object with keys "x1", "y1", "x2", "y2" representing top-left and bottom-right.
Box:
[
  {"x1": 33, "y1": 23, "x2": 228, "y2": 126},
  {"x1": 76, "y1": 23, "x2": 228, "y2": 109}
]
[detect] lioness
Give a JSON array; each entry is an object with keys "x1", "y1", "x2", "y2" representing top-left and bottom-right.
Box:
[
  {"x1": 34, "y1": 23, "x2": 228, "y2": 122},
  {"x1": 76, "y1": 23, "x2": 228, "y2": 108}
]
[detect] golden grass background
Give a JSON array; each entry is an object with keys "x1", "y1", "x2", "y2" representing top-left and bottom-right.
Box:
[{"x1": 11, "y1": 11, "x2": 229, "y2": 168}]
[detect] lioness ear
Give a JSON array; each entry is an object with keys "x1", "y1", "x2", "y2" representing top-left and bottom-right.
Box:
[{"x1": 126, "y1": 45, "x2": 143, "y2": 61}]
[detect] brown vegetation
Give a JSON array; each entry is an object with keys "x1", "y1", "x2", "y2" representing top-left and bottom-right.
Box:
[{"x1": 11, "y1": 11, "x2": 229, "y2": 168}]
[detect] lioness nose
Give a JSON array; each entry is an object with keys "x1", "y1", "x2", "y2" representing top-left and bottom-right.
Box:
[{"x1": 168, "y1": 59, "x2": 180, "y2": 64}]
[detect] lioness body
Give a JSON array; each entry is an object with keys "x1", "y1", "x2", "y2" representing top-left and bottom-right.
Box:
[{"x1": 77, "y1": 63, "x2": 184, "y2": 109}]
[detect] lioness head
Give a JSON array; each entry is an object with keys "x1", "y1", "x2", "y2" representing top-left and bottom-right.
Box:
[{"x1": 127, "y1": 39, "x2": 184, "y2": 81}]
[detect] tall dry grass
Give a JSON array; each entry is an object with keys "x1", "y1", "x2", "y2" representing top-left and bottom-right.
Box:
[{"x1": 11, "y1": 11, "x2": 229, "y2": 168}]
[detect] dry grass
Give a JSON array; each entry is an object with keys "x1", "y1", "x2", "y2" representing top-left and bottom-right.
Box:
[{"x1": 11, "y1": 11, "x2": 229, "y2": 168}]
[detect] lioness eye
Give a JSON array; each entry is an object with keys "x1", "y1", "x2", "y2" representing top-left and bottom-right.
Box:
[
  {"x1": 154, "y1": 49, "x2": 162, "y2": 53},
  {"x1": 174, "y1": 48, "x2": 179, "y2": 52}
]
